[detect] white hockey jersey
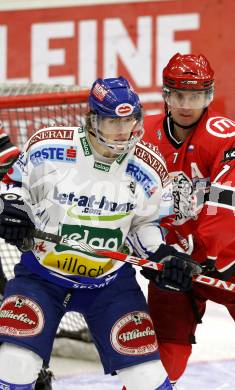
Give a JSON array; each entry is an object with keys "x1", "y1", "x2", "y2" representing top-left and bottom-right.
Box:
[{"x1": 1, "y1": 126, "x2": 173, "y2": 288}]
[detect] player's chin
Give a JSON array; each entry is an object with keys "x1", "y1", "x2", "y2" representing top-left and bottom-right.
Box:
[{"x1": 177, "y1": 115, "x2": 195, "y2": 126}]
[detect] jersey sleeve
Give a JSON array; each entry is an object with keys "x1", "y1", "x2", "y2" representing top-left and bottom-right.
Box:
[
  {"x1": 1, "y1": 128, "x2": 67, "y2": 229},
  {"x1": 194, "y1": 144, "x2": 235, "y2": 276},
  {"x1": 125, "y1": 141, "x2": 174, "y2": 257},
  {"x1": 1, "y1": 142, "x2": 34, "y2": 204}
]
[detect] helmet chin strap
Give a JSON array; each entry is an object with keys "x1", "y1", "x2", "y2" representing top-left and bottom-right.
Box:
[{"x1": 167, "y1": 108, "x2": 206, "y2": 130}]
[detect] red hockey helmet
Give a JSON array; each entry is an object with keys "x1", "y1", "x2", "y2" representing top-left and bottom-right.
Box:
[
  {"x1": 163, "y1": 53, "x2": 214, "y2": 109},
  {"x1": 163, "y1": 53, "x2": 214, "y2": 91}
]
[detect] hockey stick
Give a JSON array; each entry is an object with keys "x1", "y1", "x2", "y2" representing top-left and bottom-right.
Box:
[
  {"x1": 23, "y1": 228, "x2": 235, "y2": 294},
  {"x1": 1, "y1": 215, "x2": 235, "y2": 293}
]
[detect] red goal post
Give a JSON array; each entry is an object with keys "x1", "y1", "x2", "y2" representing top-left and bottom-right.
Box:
[
  {"x1": 0, "y1": 83, "x2": 89, "y2": 149},
  {"x1": 0, "y1": 83, "x2": 100, "y2": 360}
]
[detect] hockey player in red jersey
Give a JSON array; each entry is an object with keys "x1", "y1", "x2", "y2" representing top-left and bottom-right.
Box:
[{"x1": 142, "y1": 53, "x2": 235, "y2": 386}]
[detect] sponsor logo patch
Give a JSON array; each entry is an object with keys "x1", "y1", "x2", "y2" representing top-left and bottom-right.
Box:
[
  {"x1": 110, "y1": 311, "x2": 158, "y2": 356},
  {"x1": 29, "y1": 145, "x2": 77, "y2": 166},
  {"x1": 43, "y1": 252, "x2": 112, "y2": 277},
  {"x1": 126, "y1": 160, "x2": 157, "y2": 197},
  {"x1": 206, "y1": 116, "x2": 235, "y2": 138},
  {"x1": 134, "y1": 143, "x2": 169, "y2": 187},
  {"x1": 80, "y1": 137, "x2": 92, "y2": 156},
  {"x1": 93, "y1": 161, "x2": 110, "y2": 172},
  {"x1": 70, "y1": 273, "x2": 118, "y2": 289},
  {"x1": 115, "y1": 103, "x2": 134, "y2": 116},
  {"x1": 222, "y1": 148, "x2": 235, "y2": 162},
  {"x1": 181, "y1": 80, "x2": 198, "y2": 85},
  {"x1": 58, "y1": 224, "x2": 123, "y2": 252},
  {"x1": 0, "y1": 295, "x2": 44, "y2": 337},
  {"x1": 53, "y1": 188, "x2": 136, "y2": 216},
  {"x1": 27, "y1": 129, "x2": 74, "y2": 150},
  {"x1": 92, "y1": 83, "x2": 108, "y2": 101}
]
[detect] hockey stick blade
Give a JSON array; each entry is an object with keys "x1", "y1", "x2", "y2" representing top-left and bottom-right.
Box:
[{"x1": 30, "y1": 229, "x2": 235, "y2": 294}]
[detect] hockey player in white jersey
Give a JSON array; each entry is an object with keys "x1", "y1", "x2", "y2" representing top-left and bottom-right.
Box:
[{"x1": 0, "y1": 77, "x2": 196, "y2": 389}]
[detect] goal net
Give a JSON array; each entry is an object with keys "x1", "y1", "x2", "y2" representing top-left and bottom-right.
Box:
[{"x1": 0, "y1": 83, "x2": 100, "y2": 360}]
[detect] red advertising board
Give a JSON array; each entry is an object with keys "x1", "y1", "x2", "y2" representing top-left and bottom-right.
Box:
[{"x1": 0, "y1": 0, "x2": 234, "y2": 116}]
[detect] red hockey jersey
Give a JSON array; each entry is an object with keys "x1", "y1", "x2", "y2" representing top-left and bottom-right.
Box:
[{"x1": 144, "y1": 108, "x2": 235, "y2": 276}]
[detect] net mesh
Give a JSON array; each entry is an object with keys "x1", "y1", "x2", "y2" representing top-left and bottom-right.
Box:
[
  {"x1": 0, "y1": 83, "x2": 91, "y2": 338},
  {"x1": 0, "y1": 84, "x2": 89, "y2": 150}
]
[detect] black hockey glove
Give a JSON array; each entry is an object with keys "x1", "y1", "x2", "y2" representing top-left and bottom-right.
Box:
[
  {"x1": 141, "y1": 244, "x2": 202, "y2": 292},
  {"x1": 0, "y1": 193, "x2": 35, "y2": 249}
]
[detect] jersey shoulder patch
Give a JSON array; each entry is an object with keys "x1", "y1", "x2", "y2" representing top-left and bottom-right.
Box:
[
  {"x1": 134, "y1": 140, "x2": 169, "y2": 187},
  {"x1": 138, "y1": 140, "x2": 166, "y2": 161},
  {"x1": 26, "y1": 127, "x2": 79, "y2": 167},
  {"x1": 26, "y1": 127, "x2": 75, "y2": 151}
]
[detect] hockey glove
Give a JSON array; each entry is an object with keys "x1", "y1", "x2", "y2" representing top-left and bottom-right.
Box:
[
  {"x1": 0, "y1": 193, "x2": 35, "y2": 249},
  {"x1": 141, "y1": 244, "x2": 202, "y2": 292}
]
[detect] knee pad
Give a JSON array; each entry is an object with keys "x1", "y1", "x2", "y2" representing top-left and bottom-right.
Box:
[
  {"x1": 0, "y1": 342, "x2": 43, "y2": 384},
  {"x1": 118, "y1": 359, "x2": 169, "y2": 390}
]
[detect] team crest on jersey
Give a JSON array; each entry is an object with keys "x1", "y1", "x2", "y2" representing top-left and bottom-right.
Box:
[
  {"x1": 110, "y1": 311, "x2": 158, "y2": 356},
  {"x1": 206, "y1": 116, "x2": 235, "y2": 138}
]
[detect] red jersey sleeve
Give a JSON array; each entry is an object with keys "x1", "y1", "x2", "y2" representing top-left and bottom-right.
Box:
[{"x1": 195, "y1": 146, "x2": 235, "y2": 274}]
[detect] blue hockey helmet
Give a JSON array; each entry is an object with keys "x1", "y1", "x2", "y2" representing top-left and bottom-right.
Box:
[
  {"x1": 88, "y1": 76, "x2": 142, "y2": 118},
  {"x1": 88, "y1": 77, "x2": 144, "y2": 154}
]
